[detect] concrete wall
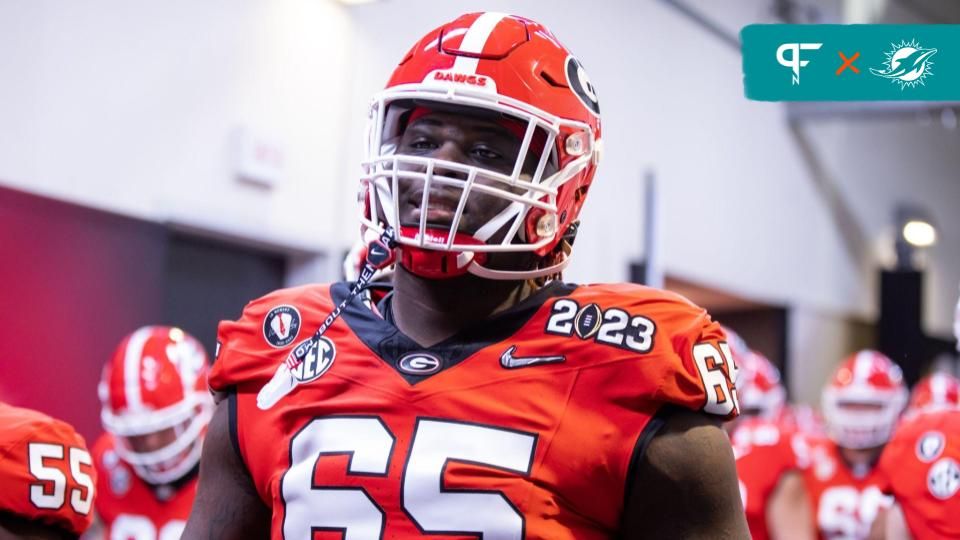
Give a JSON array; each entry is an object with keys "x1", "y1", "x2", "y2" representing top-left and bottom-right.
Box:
[{"x1": 1, "y1": 0, "x2": 956, "y2": 401}]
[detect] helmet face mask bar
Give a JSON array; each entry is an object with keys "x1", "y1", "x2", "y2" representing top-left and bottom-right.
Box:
[
  {"x1": 360, "y1": 89, "x2": 595, "y2": 280},
  {"x1": 102, "y1": 395, "x2": 212, "y2": 485},
  {"x1": 98, "y1": 325, "x2": 214, "y2": 485},
  {"x1": 821, "y1": 350, "x2": 908, "y2": 450},
  {"x1": 356, "y1": 13, "x2": 602, "y2": 281}
]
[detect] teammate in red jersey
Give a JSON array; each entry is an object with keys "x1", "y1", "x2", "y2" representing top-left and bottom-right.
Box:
[
  {"x1": 803, "y1": 351, "x2": 906, "y2": 540},
  {"x1": 728, "y1": 348, "x2": 814, "y2": 540},
  {"x1": 91, "y1": 326, "x2": 212, "y2": 540},
  {"x1": 866, "y1": 296, "x2": 960, "y2": 540},
  {"x1": 870, "y1": 408, "x2": 960, "y2": 539},
  {"x1": 901, "y1": 371, "x2": 960, "y2": 421},
  {"x1": 0, "y1": 401, "x2": 96, "y2": 539},
  {"x1": 184, "y1": 12, "x2": 747, "y2": 539}
]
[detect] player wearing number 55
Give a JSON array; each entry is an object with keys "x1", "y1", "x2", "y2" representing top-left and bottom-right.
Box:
[
  {"x1": 0, "y1": 402, "x2": 96, "y2": 539},
  {"x1": 183, "y1": 12, "x2": 748, "y2": 539}
]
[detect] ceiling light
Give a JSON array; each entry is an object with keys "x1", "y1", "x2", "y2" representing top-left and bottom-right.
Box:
[{"x1": 902, "y1": 220, "x2": 937, "y2": 247}]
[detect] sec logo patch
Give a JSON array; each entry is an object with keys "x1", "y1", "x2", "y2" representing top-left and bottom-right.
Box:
[
  {"x1": 928, "y1": 457, "x2": 960, "y2": 500},
  {"x1": 289, "y1": 336, "x2": 336, "y2": 383},
  {"x1": 263, "y1": 305, "x2": 301, "y2": 348}
]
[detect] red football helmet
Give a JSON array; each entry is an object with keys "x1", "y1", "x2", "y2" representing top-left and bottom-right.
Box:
[
  {"x1": 359, "y1": 12, "x2": 602, "y2": 280},
  {"x1": 735, "y1": 350, "x2": 786, "y2": 420},
  {"x1": 98, "y1": 326, "x2": 213, "y2": 485},
  {"x1": 821, "y1": 350, "x2": 907, "y2": 449},
  {"x1": 720, "y1": 324, "x2": 750, "y2": 359},
  {"x1": 906, "y1": 372, "x2": 960, "y2": 415}
]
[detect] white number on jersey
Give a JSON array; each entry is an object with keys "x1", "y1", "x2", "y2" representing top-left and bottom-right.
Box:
[
  {"x1": 281, "y1": 417, "x2": 536, "y2": 540},
  {"x1": 817, "y1": 486, "x2": 886, "y2": 540},
  {"x1": 110, "y1": 515, "x2": 186, "y2": 540},
  {"x1": 692, "y1": 342, "x2": 739, "y2": 416},
  {"x1": 28, "y1": 443, "x2": 94, "y2": 514}
]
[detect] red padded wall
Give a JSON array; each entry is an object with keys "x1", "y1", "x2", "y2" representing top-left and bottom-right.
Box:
[{"x1": 0, "y1": 185, "x2": 166, "y2": 441}]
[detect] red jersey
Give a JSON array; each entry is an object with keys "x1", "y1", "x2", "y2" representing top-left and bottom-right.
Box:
[
  {"x1": 92, "y1": 433, "x2": 198, "y2": 540},
  {"x1": 875, "y1": 409, "x2": 960, "y2": 539},
  {"x1": 803, "y1": 438, "x2": 888, "y2": 540},
  {"x1": 210, "y1": 281, "x2": 739, "y2": 539},
  {"x1": 0, "y1": 401, "x2": 95, "y2": 536},
  {"x1": 731, "y1": 417, "x2": 809, "y2": 540}
]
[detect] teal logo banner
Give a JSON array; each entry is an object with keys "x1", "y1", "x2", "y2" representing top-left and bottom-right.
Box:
[{"x1": 742, "y1": 25, "x2": 960, "y2": 101}]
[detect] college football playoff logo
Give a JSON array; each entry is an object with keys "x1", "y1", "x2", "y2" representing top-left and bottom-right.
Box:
[{"x1": 263, "y1": 305, "x2": 301, "y2": 348}]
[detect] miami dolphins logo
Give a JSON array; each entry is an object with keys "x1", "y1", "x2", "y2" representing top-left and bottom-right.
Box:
[{"x1": 870, "y1": 39, "x2": 937, "y2": 89}]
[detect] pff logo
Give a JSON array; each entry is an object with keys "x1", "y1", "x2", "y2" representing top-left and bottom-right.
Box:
[{"x1": 777, "y1": 42, "x2": 823, "y2": 85}]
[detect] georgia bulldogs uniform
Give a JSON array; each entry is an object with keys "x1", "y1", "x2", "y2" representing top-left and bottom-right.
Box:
[
  {"x1": 209, "y1": 281, "x2": 739, "y2": 539},
  {"x1": 875, "y1": 409, "x2": 960, "y2": 539},
  {"x1": 91, "y1": 434, "x2": 197, "y2": 540},
  {"x1": 0, "y1": 401, "x2": 96, "y2": 536},
  {"x1": 803, "y1": 437, "x2": 888, "y2": 540},
  {"x1": 731, "y1": 417, "x2": 809, "y2": 540},
  {"x1": 804, "y1": 350, "x2": 906, "y2": 540},
  {"x1": 93, "y1": 325, "x2": 213, "y2": 540}
]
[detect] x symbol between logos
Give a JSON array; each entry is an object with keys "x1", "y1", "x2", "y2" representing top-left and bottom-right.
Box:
[{"x1": 836, "y1": 51, "x2": 860, "y2": 75}]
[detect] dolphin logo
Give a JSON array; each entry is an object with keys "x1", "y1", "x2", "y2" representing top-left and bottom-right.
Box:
[{"x1": 871, "y1": 40, "x2": 937, "y2": 89}]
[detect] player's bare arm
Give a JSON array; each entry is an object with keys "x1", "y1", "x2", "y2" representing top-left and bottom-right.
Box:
[
  {"x1": 0, "y1": 513, "x2": 74, "y2": 540},
  {"x1": 622, "y1": 409, "x2": 749, "y2": 539},
  {"x1": 181, "y1": 399, "x2": 270, "y2": 540},
  {"x1": 767, "y1": 470, "x2": 814, "y2": 540}
]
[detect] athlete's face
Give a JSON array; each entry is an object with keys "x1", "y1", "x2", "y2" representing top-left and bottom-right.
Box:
[
  {"x1": 123, "y1": 425, "x2": 179, "y2": 454},
  {"x1": 394, "y1": 109, "x2": 545, "y2": 239}
]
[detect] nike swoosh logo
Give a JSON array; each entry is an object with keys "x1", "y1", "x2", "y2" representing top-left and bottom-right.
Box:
[{"x1": 499, "y1": 346, "x2": 565, "y2": 369}]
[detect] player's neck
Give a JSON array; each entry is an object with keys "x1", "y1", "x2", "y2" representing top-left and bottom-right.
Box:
[
  {"x1": 390, "y1": 265, "x2": 534, "y2": 347},
  {"x1": 838, "y1": 445, "x2": 883, "y2": 475}
]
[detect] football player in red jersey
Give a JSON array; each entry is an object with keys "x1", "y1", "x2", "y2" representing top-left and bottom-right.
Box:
[
  {"x1": 728, "y1": 349, "x2": 814, "y2": 540},
  {"x1": 0, "y1": 401, "x2": 96, "y2": 539},
  {"x1": 184, "y1": 12, "x2": 748, "y2": 539},
  {"x1": 869, "y1": 401, "x2": 960, "y2": 539},
  {"x1": 866, "y1": 298, "x2": 960, "y2": 540},
  {"x1": 804, "y1": 351, "x2": 906, "y2": 540},
  {"x1": 901, "y1": 371, "x2": 960, "y2": 421},
  {"x1": 91, "y1": 326, "x2": 213, "y2": 540}
]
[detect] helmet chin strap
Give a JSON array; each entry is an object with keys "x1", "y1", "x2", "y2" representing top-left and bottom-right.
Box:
[{"x1": 466, "y1": 251, "x2": 570, "y2": 280}]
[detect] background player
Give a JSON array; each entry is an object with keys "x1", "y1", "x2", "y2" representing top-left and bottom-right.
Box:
[
  {"x1": 728, "y1": 346, "x2": 814, "y2": 540},
  {"x1": 804, "y1": 350, "x2": 906, "y2": 540},
  {"x1": 90, "y1": 326, "x2": 212, "y2": 540},
  {"x1": 867, "y1": 295, "x2": 960, "y2": 540},
  {"x1": 870, "y1": 396, "x2": 960, "y2": 539},
  {"x1": 184, "y1": 12, "x2": 748, "y2": 539},
  {"x1": 0, "y1": 401, "x2": 96, "y2": 539},
  {"x1": 900, "y1": 371, "x2": 960, "y2": 420}
]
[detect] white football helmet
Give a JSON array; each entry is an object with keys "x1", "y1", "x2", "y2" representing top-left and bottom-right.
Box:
[{"x1": 821, "y1": 350, "x2": 907, "y2": 449}]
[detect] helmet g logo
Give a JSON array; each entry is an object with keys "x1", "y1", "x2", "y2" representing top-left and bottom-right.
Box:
[{"x1": 565, "y1": 56, "x2": 600, "y2": 116}]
